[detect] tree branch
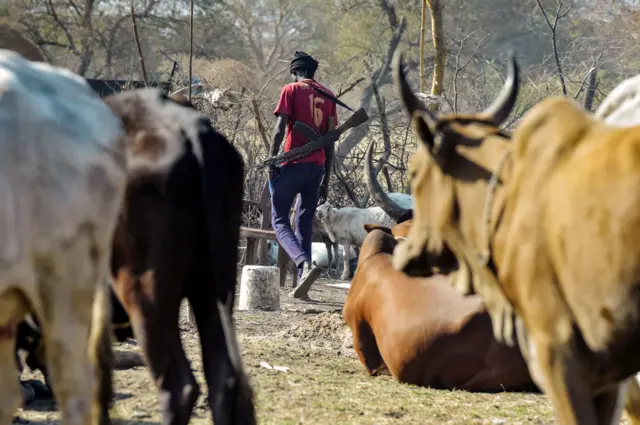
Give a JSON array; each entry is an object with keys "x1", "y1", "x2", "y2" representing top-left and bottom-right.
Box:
[
  {"x1": 535, "y1": 0, "x2": 570, "y2": 96},
  {"x1": 336, "y1": 77, "x2": 366, "y2": 98},
  {"x1": 130, "y1": 2, "x2": 149, "y2": 86}
]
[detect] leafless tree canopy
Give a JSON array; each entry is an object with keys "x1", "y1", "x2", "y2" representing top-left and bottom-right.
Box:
[{"x1": 2, "y1": 0, "x2": 638, "y2": 208}]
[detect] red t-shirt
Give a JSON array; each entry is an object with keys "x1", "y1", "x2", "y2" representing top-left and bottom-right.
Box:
[{"x1": 273, "y1": 79, "x2": 339, "y2": 166}]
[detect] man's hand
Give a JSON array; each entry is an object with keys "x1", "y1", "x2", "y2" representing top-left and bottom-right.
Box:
[
  {"x1": 318, "y1": 184, "x2": 328, "y2": 206},
  {"x1": 268, "y1": 165, "x2": 280, "y2": 181}
]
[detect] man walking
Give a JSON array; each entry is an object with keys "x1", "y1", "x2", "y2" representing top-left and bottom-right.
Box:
[{"x1": 268, "y1": 51, "x2": 337, "y2": 299}]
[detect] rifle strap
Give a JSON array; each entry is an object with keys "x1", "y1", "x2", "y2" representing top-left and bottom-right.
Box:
[{"x1": 299, "y1": 80, "x2": 354, "y2": 111}]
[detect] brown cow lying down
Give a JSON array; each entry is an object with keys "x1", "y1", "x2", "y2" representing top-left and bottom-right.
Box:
[{"x1": 343, "y1": 228, "x2": 538, "y2": 393}]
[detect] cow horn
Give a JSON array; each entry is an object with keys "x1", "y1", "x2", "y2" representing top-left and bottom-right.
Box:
[
  {"x1": 393, "y1": 52, "x2": 437, "y2": 128},
  {"x1": 479, "y1": 52, "x2": 519, "y2": 127},
  {"x1": 365, "y1": 140, "x2": 410, "y2": 223}
]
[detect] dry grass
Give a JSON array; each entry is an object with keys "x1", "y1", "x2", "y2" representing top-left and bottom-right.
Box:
[{"x1": 15, "y1": 277, "x2": 633, "y2": 425}]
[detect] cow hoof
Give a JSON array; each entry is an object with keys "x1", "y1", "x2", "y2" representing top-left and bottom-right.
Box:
[
  {"x1": 339, "y1": 274, "x2": 349, "y2": 281},
  {"x1": 21, "y1": 383, "x2": 35, "y2": 407}
]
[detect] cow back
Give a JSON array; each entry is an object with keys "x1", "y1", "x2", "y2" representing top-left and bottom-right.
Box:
[{"x1": 0, "y1": 50, "x2": 125, "y2": 270}]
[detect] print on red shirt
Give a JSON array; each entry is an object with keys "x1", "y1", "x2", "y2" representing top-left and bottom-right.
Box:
[{"x1": 273, "y1": 79, "x2": 339, "y2": 166}]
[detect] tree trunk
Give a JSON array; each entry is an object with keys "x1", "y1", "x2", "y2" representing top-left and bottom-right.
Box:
[
  {"x1": 426, "y1": 0, "x2": 445, "y2": 111},
  {"x1": 420, "y1": 0, "x2": 428, "y2": 93}
]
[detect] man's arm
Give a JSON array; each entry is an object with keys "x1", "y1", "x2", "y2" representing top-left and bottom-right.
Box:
[{"x1": 269, "y1": 114, "x2": 288, "y2": 157}]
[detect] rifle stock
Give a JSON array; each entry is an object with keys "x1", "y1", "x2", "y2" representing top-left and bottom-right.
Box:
[{"x1": 336, "y1": 107, "x2": 369, "y2": 133}]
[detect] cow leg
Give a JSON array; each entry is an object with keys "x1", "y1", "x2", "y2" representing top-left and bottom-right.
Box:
[
  {"x1": 0, "y1": 290, "x2": 26, "y2": 425},
  {"x1": 351, "y1": 321, "x2": 386, "y2": 376},
  {"x1": 624, "y1": 376, "x2": 640, "y2": 425},
  {"x1": 0, "y1": 333, "x2": 21, "y2": 425},
  {"x1": 112, "y1": 270, "x2": 198, "y2": 425},
  {"x1": 88, "y1": 280, "x2": 114, "y2": 425},
  {"x1": 532, "y1": 340, "x2": 598, "y2": 425},
  {"x1": 41, "y1": 287, "x2": 96, "y2": 425},
  {"x1": 340, "y1": 244, "x2": 351, "y2": 281},
  {"x1": 592, "y1": 382, "x2": 626, "y2": 425},
  {"x1": 188, "y1": 290, "x2": 254, "y2": 425},
  {"x1": 324, "y1": 242, "x2": 333, "y2": 278},
  {"x1": 332, "y1": 242, "x2": 339, "y2": 277},
  {"x1": 157, "y1": 339, "x2": 199, "y2": 425}
]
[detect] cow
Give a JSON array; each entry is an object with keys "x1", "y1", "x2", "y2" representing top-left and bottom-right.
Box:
[
  {"x1": 343, "y1": 228, "x2": 538, "y2": 392},
  {"x1": 0, "y1": 50, "x2": 124, "y2": 425},
  {"x1": 592, "y1": 73, "x2": 640, "y2": 425},
  {"x1": 103, "y1": 88, "x2": 256, "y2": 425},
  {"x1": 391, "y1": 50, "x2": 640, "y2": 425},
  {"x1": 316, "y1": 203, "x2": 397, "y2": 280}
]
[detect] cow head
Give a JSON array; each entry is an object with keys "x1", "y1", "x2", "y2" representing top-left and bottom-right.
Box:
[
  {"x1": 315, "y1": 202, "x2": 334, "y2": 222},
  {"x1": 391, "y1": 51, "x2": 519, "y2": 294}
]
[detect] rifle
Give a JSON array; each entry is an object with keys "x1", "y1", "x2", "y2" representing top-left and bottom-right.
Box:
[{"x1": 258, "y1": 107, "x2": 369, "y2": 169}]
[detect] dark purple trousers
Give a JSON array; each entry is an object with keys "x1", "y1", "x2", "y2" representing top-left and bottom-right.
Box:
[{"x1": 268, "y1": 162, "x2": 324, "y2": 277}]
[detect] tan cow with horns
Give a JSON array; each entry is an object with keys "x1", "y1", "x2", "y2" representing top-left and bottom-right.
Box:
[{"x1": 392, "y1": 50, "x2": 640, "y2": 425}]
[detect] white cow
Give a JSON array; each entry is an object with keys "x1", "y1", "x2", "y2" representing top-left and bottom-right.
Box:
[
  {"x1": 315, "y1": 202, "x2": 396, "y2": 280},
  {"x1": 0, "y1": 50, "x2": 126, "y2": 425},
  {"x1": 594, "y1": 74, "x2": 640, "y2": 126}
]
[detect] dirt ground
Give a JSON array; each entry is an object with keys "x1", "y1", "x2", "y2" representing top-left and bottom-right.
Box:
[{"x1": 14, "y1": 273, "x2": 633, "y2": 425}]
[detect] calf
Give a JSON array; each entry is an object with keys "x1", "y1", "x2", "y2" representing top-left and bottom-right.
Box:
[
  {"x1": 0, "y1": 50, "x2": 123, "y2": 425},
  {"x1": 316, "y1": 203, "x2": 395, "y2": 280},
  {"x1": 343, "y1": 228, "x2": 537, "y2": 392},
  {"x1": 103, "y1": 88, "x2": 255, "y2": 425}
]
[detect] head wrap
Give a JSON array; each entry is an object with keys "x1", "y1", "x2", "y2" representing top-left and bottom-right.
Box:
[{"x1": 289, "y1": 51, "x2": 319, "y2": 76}]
